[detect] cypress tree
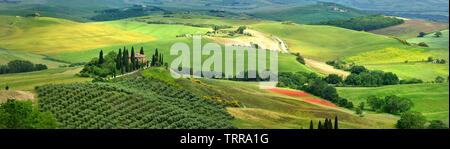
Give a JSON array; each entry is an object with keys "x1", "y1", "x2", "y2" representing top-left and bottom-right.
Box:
[
  {"x1": 123, "y1": 49, "x2": 129, "y2": 72},
  {"x1": 309, "y1": 120, "x2": 314, "y2": 129},
  {"x1": 328, "y1": 118, "x2": 332, "y2": 129},
  {"x1": 135, "y1": 59, "x2": 139, "y2": 70},
  {"x1": 155, "y1": 49, "x2": 159, "y2": 66},
  {"x1": 98, "y1": 50, "x2": 104, "y2": 65},
  {"x1": 116, "y1": 49, "x2": 122, "y2": 70},
  {"x1": 318, "y1": 121, "x2": 322, "y2": 129},
  {"x1": 151, "y1": 55, "x2": 155, "y2": 67},
  {"x1": 140, "y1": 47, "x2": 144, "y2": 55},
  {"x1": 160, "y1": 54, "x2": 163, "y2": 66},
  {"x1": 328, "y1": 118, "x2": 333, "y2": 129},
  {"x1": 334, "y1": 116, "x2": 339, "y2": 129},
  {"x1": 131, "y1": 47, "x2": 135, "y2": 71}
]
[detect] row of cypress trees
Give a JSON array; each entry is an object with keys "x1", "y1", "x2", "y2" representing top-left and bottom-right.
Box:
[
  {"x1": 150, "y1": 48, "x2": 164, "y2": 67},
  {"x1": 309, "y1": 116, "x2": 339, "y2": 129},
  {"x1": 113, "y1": 47, "x2": 147, "y2": 73}
]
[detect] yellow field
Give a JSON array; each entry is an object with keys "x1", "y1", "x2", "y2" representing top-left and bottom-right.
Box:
[
  {"x1": 0, "y1": 16, "x2": 155, "y2": 54},
  {"x1": 346, "y1": 47, "x2": 433, "y2": 64}
]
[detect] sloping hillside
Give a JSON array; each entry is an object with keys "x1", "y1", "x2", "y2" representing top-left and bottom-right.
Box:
[
  {"x1": 251, "y1": 2, "x2": 367, "y2": 24},
  {"x1": 145, "y1": 68, "x2": 398, "y2": 129},
  {"x1": 0, "y1": 15, "x2": 154, "y2": 55},
  {"x1": 338, "y1": 83, "x2": 449, "y2": 124},
  {"x1": 251, "y1": 22, "x2": 409, "y2": 61},
  {"x1": 370, "y1": 19, "x2": 449, "y2": 39}
]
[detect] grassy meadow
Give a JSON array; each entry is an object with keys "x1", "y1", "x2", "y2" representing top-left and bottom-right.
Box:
[
  {"x1": 251, "y1": 22, "x2": 410, "y2": 61},
  {"x1": 337, "y1": 83, "x2": 449, "y2": 124},
  {"x1": 0, "y1": 67, "x2": 91, "y2": 91},
  {"x1": 407, "y1": 30, "x2": 449, "y2": 49},
  {"x1": 0, "y1": 16, "x2": 155, "y2": 55},
  {"x1": 370, "y1": 19, "x2": 449, "y2": 39}
]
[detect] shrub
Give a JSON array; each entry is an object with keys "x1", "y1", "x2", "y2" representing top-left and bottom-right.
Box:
[
  {"x1": 400, "y1": 78, "x2": 424, "y2": 84},
  {"x1": 324, "y1": 74, "x2": 343, "y2": 84},
  {"x1": 427, "y1": 120, "x2": 448, "y2": 129},
  {"x1": 435, "y1": 76, "x2": 446, "y2": 83},
  {"x1": 396, "y1": 111, "x2": 427, "y2": 129},
  {"x1": 367, "y1": 95, "x2": 413, "y2": 114},
  {"x1": 0, "y1": 99, "x2": 58, "y2": 129},
  {"x1": 417, "y1": 42, "x2": 429, "y2": 47}
]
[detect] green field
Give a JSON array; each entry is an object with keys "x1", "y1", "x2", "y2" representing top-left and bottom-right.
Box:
[
  {"x1": 0, "y1": 67, "x2": 91, "y2": 91},
  {"x1": 337, "y1": 83, "x2": 449, "y2": 123},
  {"x1": 251, "y1": 22, "x2": 411, "y2": 61},
  {"x1": 50, "y1": 19, "x2": 315, "y2": 73},
  {"x1": 408, "y1": 30, "x2": 449, "y2": 49},
  {"x1": 0, "y1": 15, "x2": 154, "y2": 55},
  {"x1": 0, "y1": 48, "x2": 67, "y2": 68},
  {"x1": 366, "y1": 63, "x2": 449, "y2": 81}
]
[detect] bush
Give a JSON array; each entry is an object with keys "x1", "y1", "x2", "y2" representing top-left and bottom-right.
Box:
[
  {"x1": 435, "y1": 76, "x2": 445, "y2": 83},
  {"x1": 417, "y1": 32, "x2": 426, "y2": 37},
  {"x1": 0, "y1": 99, "x2": 58, "y2": 129},
  {"x1": 396, "y1": 111, "x2": 427, "y2": 129},
  {"x1": 382, "y1": 72, "x2": 399, "y2": 85},
  {"x1": 427, "y1": 120, "x2": 448, "y2": 129},
  {"x1": 417, "y1": 42, "x2": 429, "y2": 47},
  {"x1": 324, "y1": 74, "x2": 343, "y2": 84},
  {"x1": 367, "y1": 95, "x2": 413, "y2": 114},
  {"x1": 349, "y1": 65, "x2": 368, "y2": 74},
  {"x1": 326, "y1": 60, "x2": 348, "y2": 70},
  {"x1": 400, "y1": 78, "x2": 424, "y2": 84},
  {"x1": 294, "y1": 53, "x2": 305, "y2": 64}
]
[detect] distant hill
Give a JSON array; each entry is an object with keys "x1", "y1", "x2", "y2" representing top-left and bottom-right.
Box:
[
  {"x1": 250, "y1": 2, "x2": 367, "y2": 24},
  {"x1": 321, "y1": 0, "x2": 449, "y2": 22},
  {"x1": 370, "y1": 19, "x2": 449, "y2": 39},
  {"x1": 1, "y1": 0, "x2": 447, "y2": 22}
]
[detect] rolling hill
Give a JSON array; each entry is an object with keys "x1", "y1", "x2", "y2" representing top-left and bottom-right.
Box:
[
  {"x1": 370, "y1": 19, "x2": 449, "y2": 39},
  {"x1": 321, "y1": 0, "x2": 449, "y2": 22},
  {"x1": 0, "y1": 8, "x2": 448, "y2": 129},
  {"x1": 251, "y1": 22, "x2": 411, "y2": 61},
  {"x1": 338, "y1": 83, "x2": 449, "y2": 124},
  {"x1": 250, "y1": 2, "x2": 367, "y2": 24},
  {"x1": 0, "y1": 15, "x2": 154, "y2": 55},
  {"x1": 144, "y1": 68, "x2": 398, "y2": 129},
  {"x1": 408, "y1": 29, "x2": 449, "y2": 49}
]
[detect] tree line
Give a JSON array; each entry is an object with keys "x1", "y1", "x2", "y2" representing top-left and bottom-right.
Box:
[
  {"x1": 343, "y1": 66, "x2": 400, "y2": 87},
  {"x1": 0, "y1": 60, "x2": 47, "y2": 74},
  {"x1": 326, "y1": 62, "x2": 447, "y2": 85},
  {"x1": 316, "y1": 15, "x2": 405, "y2": 31},
  {"x1": 309, "y1": 116, "x2": 339, "y2": 129},
  {"x1": 321, "y1": 65, "x2": 400, "y2": 87}
]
